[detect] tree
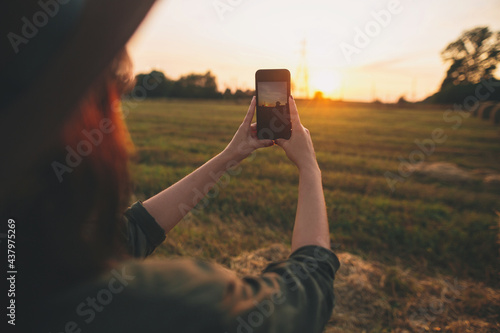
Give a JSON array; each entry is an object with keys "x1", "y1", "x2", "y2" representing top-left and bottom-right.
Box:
[
  {"x1": 223, "y1": 88, "x2": 233, "y2": 99},
  {"x1": 171, "y1": 71, "x2": 221, "y2": 98},
  {"x1": 440, "y1": 27, "x2": 500, "y2": 89},
  {"x1": 397, "y1": 95, "x2": 409, "y2": 104},
  {"x1": 233, "y1": 89, "x2": 253, "y2": 99},
  {"x1": 134, "y1": 70, "x2": 173, "y2": 98}
]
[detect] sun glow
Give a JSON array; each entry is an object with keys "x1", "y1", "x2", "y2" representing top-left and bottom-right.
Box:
[{"x1": 309, "y1": 70, "x2": 342, "y2": 98}]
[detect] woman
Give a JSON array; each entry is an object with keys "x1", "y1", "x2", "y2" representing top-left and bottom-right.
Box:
[{"x1": 2, "y1": 1, "x2": 340, "y2": 332}]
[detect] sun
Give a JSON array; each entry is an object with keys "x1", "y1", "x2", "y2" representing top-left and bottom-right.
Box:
[{"x1": 309, "y1": 70, "x2": 342, "y2": 98}]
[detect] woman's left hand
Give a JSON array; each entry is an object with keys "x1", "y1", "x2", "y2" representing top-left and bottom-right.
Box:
[{"x1": 223, "y1": 96, "x2": 274, "y2": 163}]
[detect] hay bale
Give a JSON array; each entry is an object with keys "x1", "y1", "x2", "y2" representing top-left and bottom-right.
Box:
[
  {"x1": 229, "y1": 243, "x2": 289, "y2": 276},
  {"x1": 470, "y1": 168, "x2": 498, "y2": 177},
  {"x1": 229, "y1": 244, "x2": 500, "y2": 332},
  {"x1": 490, "y1": 104, "x2": 500, "y2": 124},
  {"x1": 475, "y1": 102, "x2": 494, "y2": 117},
  {"x1": 479, "y1": 103, "x2": 496, "y2": 120},
  {"x1": 484, "y1": 174, "x2": 500, "y2": 188},
  {"x1": 230, "y1": 245, "x2": 393, "y2": 331},
  {"x1": 413, "y1": 162, "x2": 473, "y2": 183},
  {"x1": 325, "y1": 252, "x2": 392, "y2": 331}
]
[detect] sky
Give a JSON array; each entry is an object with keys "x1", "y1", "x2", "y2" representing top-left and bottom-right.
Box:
[{"x1": 128, "y1": 0, "x2": 500, "y2": 102}]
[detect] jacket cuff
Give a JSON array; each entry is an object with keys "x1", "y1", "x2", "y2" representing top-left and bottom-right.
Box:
[
  {"x1": 289, "y1": 245, "x2": 341, "y2": 273},
  {"x1": 124, "y1": 201, "x2": 166, "y2": 247}
]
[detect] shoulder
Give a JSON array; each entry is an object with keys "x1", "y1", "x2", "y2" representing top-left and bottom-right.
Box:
[{"x1": 37, "y1": 258, "x2": 235, "y2": 332}]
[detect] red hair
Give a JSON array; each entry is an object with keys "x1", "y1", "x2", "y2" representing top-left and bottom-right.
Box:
[{"x1": 16, "y1": 50, "x2": 134, "y2": 296}]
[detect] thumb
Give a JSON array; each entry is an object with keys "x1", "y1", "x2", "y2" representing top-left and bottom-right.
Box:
[
  {"x1": 288, "y1": 96, "x2": 301, "y2": 127},
  {"x1": 259, "y1": 139, "x2": 274, "y2": 148}
]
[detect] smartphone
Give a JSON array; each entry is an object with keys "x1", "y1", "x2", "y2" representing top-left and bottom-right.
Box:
[{"x1": 255, "y1": 69, "x2": 291, "y2": 140}]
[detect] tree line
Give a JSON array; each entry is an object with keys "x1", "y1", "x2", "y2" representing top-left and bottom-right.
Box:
[{"x1": 130, "y1": 70, "x2": 254, "y2": 100}]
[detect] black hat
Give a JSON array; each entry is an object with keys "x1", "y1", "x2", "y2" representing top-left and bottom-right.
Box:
[{"x1": 0, "y1": 0, "x2": 156, "y2": 198}]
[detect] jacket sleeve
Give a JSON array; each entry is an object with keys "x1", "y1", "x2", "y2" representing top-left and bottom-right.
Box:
[
  {"x1": 122, "y1": 201, "x2": 166, "y2": 258},
  {"x1": 220, "y1": 245, "x2": 341, "y2": 333}
]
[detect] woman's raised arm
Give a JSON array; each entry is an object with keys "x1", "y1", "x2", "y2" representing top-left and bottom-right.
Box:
[
  {"x1": 275, "y1": 96, "x2": 331, "y2": 251},
  {"x1": 142, "y1": 97, "x2": 273, "y2": 233}
]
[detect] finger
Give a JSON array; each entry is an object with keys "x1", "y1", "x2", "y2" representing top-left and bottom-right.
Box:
[
  {"x1": 243, "y1": 96, "x2": 257, "y2": 126},
  {"x1": 288, "y1": 96, "x2": 301, "y2": 126},
  {"x1": 258, "y1": 140, "x2": 274, "y2": 147},
  {"x1": 274, "y1": 138, "x2": 286, "y2": 147}
]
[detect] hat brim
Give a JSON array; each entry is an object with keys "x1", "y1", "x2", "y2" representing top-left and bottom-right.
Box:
[{"x1": 1, "y1": 0, "x2": 156, "y2": 195}]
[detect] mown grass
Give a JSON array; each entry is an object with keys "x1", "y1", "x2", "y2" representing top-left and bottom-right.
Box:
[{"x1": 124, "y1": 99, "x2": 500, "y2": 283}]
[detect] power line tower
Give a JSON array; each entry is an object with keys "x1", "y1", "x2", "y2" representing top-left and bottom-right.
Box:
[{"x1": 295, "y1": 39, "x2": 310, "y2": 99}]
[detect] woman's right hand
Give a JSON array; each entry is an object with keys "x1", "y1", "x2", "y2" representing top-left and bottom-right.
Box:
[{"x1": 275, "y1": 96, "x2": 319, "y2": 172}]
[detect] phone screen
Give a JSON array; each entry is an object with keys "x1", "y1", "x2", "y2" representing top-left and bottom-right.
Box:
[{"x1": 256, "y1": 70, "x2": 291, "y2": 140}]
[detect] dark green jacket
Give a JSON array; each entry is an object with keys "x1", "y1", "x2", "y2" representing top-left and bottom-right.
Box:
[{"x1": 36, "y1": 202, "x2": 340, "y2": 333}]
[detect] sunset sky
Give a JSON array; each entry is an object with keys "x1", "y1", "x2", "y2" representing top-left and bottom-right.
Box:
[{"x1": 128, "y1": 0, "x2": 500, "y2": 102}]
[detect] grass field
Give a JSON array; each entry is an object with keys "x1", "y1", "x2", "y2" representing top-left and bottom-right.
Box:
[{"x1": 124, "y1": 99, "x2": 500, "y2": 285}]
